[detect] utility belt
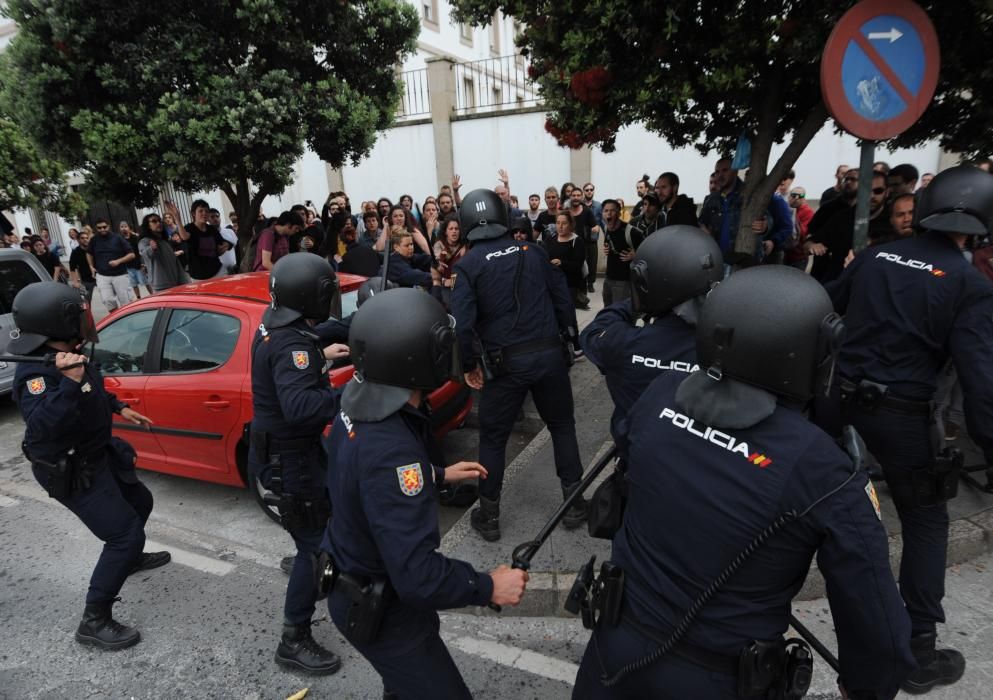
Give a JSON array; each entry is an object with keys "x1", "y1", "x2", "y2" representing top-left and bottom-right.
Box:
[
  {"x1": 315, "y1": 551, "x2": 393, "y2": 644},
  {"x1": 570, "y1": 559, "x2": 811, "y2": 699},
  {"x1": 250, "y1": 430, "x2": 329, "y2": 532},
  {"x1": 24, "y1": 443, "x2": 104, "y2": 500},
  {"x1": 837, "y1": 381, "x2": 961, "y2": 506},
  {"x1": 838, "y1": 379, "x2": 930, "y2": 416},
  {"x1": 479, "y1": 336, "x2": 565, "y2": 379}
]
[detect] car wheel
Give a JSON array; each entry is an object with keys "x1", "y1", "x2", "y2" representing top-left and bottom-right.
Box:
[{"x1": 252, "y1": 472, "x2": 282, "y2": 524}]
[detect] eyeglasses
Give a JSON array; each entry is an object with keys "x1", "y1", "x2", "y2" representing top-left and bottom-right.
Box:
[
  {"x1": 843, "y1": 176, "x2": 858, "y2": 183},
  {"x1": 871, "y1": 187, "x2": 887, "y2": 195},
  {"x1": 788, "y1": 192, "x2": 804, "y2": 199}
]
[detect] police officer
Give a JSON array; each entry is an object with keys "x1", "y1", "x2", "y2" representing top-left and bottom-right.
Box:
[
  {"x1": 451, "y1": 188, "x2": 586, "y2": 541},
  {"x1": 580, "y1": 226, "x2": 722, "y2": 443},
  {"x1": 816, "y1": 165, "x2": 993, "y2": 694},
  {"x1": 250, "y1": 253, "x2": 348, "y2": 675},
  {"x1": 10, "y1": 282, "x2": 170, "y2": 650},
  {"x1": 573, "y1": 267, "x2": 914, "y2": 699},
  {"x1": 323, "y1": 287, "x2": 528, "y2": 698}
]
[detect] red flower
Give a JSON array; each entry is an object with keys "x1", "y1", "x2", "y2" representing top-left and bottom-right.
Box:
[{"x1": 570, "y1": 66, "x2": 611, "y2": 106}]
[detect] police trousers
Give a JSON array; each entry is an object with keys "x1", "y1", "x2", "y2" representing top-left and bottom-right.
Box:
[
  {"x1": 814, "y1": 395, "x2": 946, "y2": 636},
  {"x1": 573, "y1": 621, "x2": 750, "y2": 700},
  {"x1": 33, "y1": 462, "x2": 151, "y2": 605},
  {"x1": 478, "y1": 347, "x2": 582, "y2": 501},
  {"x1": 328, "y1": 590, "x2": 471, "y2": 700},
  {"x1": 251, "y1": 445, "x2": 327, "y2": 625}
]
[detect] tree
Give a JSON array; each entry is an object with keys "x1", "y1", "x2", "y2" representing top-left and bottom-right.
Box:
[
  {"x1": 0, "y1": 0, "x2": 420, "y2": 261},
  {"x1": 0, "y1": 115, "x2": 84, "y2": 219},
  {"x1": 452, "y1": 0, "x2": 993, "y2": 262}
]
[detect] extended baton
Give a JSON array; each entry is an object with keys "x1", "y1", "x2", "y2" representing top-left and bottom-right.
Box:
[
  {"x1": 0, "y1": 353, "x2": 88, "y2": 369},
  {"x1": 489, "y1": 445, "x2": 620, "y2": 613},
  {"x1": 789, "y1": 613, "x2": 840, "y2": 674}
]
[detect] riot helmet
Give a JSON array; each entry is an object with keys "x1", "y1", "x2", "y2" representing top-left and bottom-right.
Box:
[
  {"x1": 263, "y1": 253, "x2": 338, "y2": 328},
  {"x1": 342, "y1": 288, "x2": 460, "y2": 421},
  {"x1": 356, "y1": 277, "x2": 397, "y2": 308},
  {"x1": 915, "y1": 165, "x2": 993, "y2": 236},
  {"x1": 696, "y1": 266, "x2": 844, "y2": 402},
  {"x1": 459, "y1": 189, "x2": 509, "y2": 242},
  {"x1": 8, "y1": 282, "x2": 97, "y2": 353},
  {"x1": 629, "y1": 225, "x2": 722, "y2": 316}
]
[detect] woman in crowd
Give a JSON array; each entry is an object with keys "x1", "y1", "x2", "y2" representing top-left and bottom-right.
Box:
[
  {"x1": 560, "y1": 181, "x2": 577, "y2": 205},
  {"x1": 138, "y1": 213, "x2": 190, "y2": 292},
  {"x1": 399, "y1": 194, "x2": 420, "y2": 226},
  {"x1": 30, "y1": 236, "x2": 65, "y2": 280},
  {"x1": 420, "y1": 199, "x2": 442, "y2": 242},
  {"x1": 67, "y1": 228, "x2": 80, "y2": 251},
  {"x1": 377, "y1": 204, "x2": 430, "y2": 255},
  {"x1": 382, "y1": 226, "x2": 433, "y2": 289},
  {"x1": 432, "y1": 215, "x2": 466, "y2": 307},
  {"x1": 543, "y1": 210, "x2": 587, "y2": 310}
]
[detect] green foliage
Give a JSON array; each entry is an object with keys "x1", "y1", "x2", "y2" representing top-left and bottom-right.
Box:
[
  {"x1": 0, "y1": 116, "x2": 84, "y2": 218},
  {"x1": 0, "y1": 0, "x2": 419, "y2": 225}
]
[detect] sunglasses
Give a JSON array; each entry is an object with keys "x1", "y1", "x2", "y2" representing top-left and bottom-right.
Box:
[
  {"x1": 583, "y1": 188, "x2": 594, "y2": 192},
  {"x1": 872, "y1": 187, "x2": 887, "y2": 195},
  {"x1": 789, "y1": 192, "x2": 804, "y2": 199}
]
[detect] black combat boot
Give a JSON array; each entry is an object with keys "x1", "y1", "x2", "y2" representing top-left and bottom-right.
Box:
[
  {"x1": 470, "y1": 496, "x2": 501, "y2": 542},
  {"x1": 75, "y1": 601, "x2": 141, "y2": 650},
  {"x1": 901, "y1": 632, "x2": 965, "y2": 694},
  {"x1": 275, "y1": 622, "x2": 342, "y2": 675},
  {"x1": 129, "y1": 551, "x2": 171, "y2": 575},
  {"x1": 561, "y1": 483, "x2": 589, "y2": 530}
]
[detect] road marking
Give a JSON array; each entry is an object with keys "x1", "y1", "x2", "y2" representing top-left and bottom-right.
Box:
[
  {"x1": 143, "y1": 539, "x2": 235, "y2": 577},
  {"x1": 0, "y1": 494, "x2": 18, "y2": 507},
  {"x1": 446, "y1": 635, "x2": 578, "y2": 685}
]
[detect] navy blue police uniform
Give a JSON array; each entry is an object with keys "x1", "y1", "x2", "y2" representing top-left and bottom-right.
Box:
[
  {"x1": 382, "y1": 252, "x2": 433, "y2": 289},
  {"x1": 323, "y1": 405, "x2": 494, "y2": 698},
  {"x1": 14, "y1": 350, "x2": 152, "y2": 606},
  {"x1": 250, "y1": 318, "x2": 337, "y2": 625},
  {"x1": 574, "y1": 371, "x2": 915, "y2": 699},
  {"x1": 580, "y1": 300, "x2": 697, "y2": 441},
  {"x1": 450, "y1": 234, "x2": 582, "y2": 500},
  {"x1": 817, "y1": 232, "x2": 993, "y2": 637}
]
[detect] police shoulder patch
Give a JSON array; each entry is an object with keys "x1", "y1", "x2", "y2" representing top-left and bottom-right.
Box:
[
  {"x1": 26, "y1": 377, "x2": 46, "y2": 395},
  {"x1": 291, "y1": 350, "x2": 310, "y2": 369},
  {"x1": 865, "y1": 480, "x2": 882, "y2": 521},
  {"x1": 396, "y1": 463, "x2": 424, "y2": 497}
]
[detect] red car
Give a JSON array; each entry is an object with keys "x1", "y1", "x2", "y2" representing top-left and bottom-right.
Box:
[{"x1": 93, "y1": 272, "x2": 472, "y2": 517}]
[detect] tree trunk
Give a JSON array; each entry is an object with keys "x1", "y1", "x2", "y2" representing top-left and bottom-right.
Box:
[{"x1": 220, "y1": 177, "x2": 267, "y2": 273}]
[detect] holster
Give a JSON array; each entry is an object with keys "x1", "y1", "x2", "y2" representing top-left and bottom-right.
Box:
[
  {"x1": 335, "y1": 571, "x2": 393, "y2": 644},
  {"x1": 277, "y1": 492, "x2": 331, "y2": 531},
  {"x1": 24, "y1": 442, "x2": 93, "y2": 500},
  {"x1": 588, "y1": 464, "x2": 628, "y2": 540},
  {"x1": 888, "y1": 446, "x2": 962, "y2": 508},
  {"x1": 737, "y1": 638, "x2": 812, "y2": 700},
  {"x1": 565, "y1": 558, "x2": 624, "y2": 630},
  {"x1": 252, "y1": 429, "x2": 329, "y2": 532}
]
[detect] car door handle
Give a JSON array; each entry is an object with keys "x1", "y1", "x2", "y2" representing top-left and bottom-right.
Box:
[
  {"x1": 203, "y1": 400, "x2": 230, "y2": 409},
  {"x1": 120, "y1": 396, "x2": 141, "y2": 405}
]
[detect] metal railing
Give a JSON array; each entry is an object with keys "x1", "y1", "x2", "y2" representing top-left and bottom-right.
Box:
[
  {"x1": 397, "y1": 68, "x2": 430, "y2": 120},
  {"x1": 453, "y1": 54, "x2": 540, "y2": 115}
]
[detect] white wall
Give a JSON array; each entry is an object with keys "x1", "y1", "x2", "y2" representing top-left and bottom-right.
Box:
[
  {"x1": 452, "y1": 111, "x2": 570, "y2": 201},
  {"x1": 340, "y1": 122, "x2": 436, "y2": 205}
]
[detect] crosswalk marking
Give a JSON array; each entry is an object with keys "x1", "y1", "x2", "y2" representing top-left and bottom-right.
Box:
[
  {"x1": 446, "y1": 635, "x2": 579, "y2": 685},
  {"x1": 143, "y1": 539, "x2": 235, "y2": 577}
]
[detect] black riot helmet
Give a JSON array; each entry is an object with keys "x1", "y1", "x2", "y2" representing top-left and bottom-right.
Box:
[
  {"x1": 8, "y1": 281, "x2": 98, "y2": 353},
  {"x1": 696, "y1": 266, "x2": 844, "y2": 403},
  {"x1": 343, "y1": 288, "x2": 461, "y2": 420},
  {"x1": 459, "y1": 188, "x2": 509, "y2": 242},
  {"x1": 629, "y1": 225, "x2": 723, "y2": 316},
  {"x1": 356, "y1": 277, "x2": 396, "y2": 308},
  {"x1": 915, "y1": 165, "x2": 993, "y2": 236},
  {"x1": 263, "y1": 253, "x2": 339, "y2": 328}
]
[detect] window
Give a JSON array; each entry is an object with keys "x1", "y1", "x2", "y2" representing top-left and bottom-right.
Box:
[
  {"x1": 463, "y1": 77, "x2": 476, "y2": 108},
  {"x1": 340, "y1": 290, "x2": 358, "y2": 320},
  {"x1": 459, "y1": 22, "x2": 473, "y2": 46},
  {"x1": 91, "y1": 310, "x2": 158, "y2": 374},
  {"x1": 161, "y1": 309, "x2": 240, "y2": 373},
  {"x1": 422, "y1": 0, "x2": 438, "y2": 30},
  {"x1": 0, "y1": 257, "x2": 45, "y2": 314},
  {"x1": 489, "y1": 13, "x2": 500, "y2": 54}
]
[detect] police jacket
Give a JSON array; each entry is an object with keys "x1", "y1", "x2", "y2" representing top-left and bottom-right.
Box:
[
  {"x1": 579, "y1": 300, "x2": 697, "y2": 440},
  {"x1": 14, "y1": 348, "x2": 125, "y2": 464},
  {"x1": 827, "y1": 232, "x2": 993, "y2": 463},
  {"x1": 250, "y1": 319, "x2": 337, "y2": 439},
  {"x1": 382, "y1": 252, "x2": 432, "y2": 289},
  {"x1": 616, "y1": 371, "x2": 914, "y2": 699},
  {"x1": 451, "y1": 233, "x2": 577, "y2": 365},
  {"x1": 323, "y1": 405, "x2": 493, "y2": 612}
]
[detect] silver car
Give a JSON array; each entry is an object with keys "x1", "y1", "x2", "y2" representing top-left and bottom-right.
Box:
[{"x1": 0, "y1": 248, "x2": 53, "y2": 395}]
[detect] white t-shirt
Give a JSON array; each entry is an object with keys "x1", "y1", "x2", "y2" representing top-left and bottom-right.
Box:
[{"x1": 218, "y1": 226, "x2": 238, "y2": 271}]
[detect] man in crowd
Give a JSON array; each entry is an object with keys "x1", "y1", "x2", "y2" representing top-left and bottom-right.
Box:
[
  {"x1": 568, "y1": 186, "x2": 602, "y2": 295},
  {"x1": 888, "y1": 164, "x2": 919, "y2": 196},
  {"x1": 873, "y1": 192, "x2": 915, "y2": 246},
  {"x1": 358, "y1": 210, "x2": 381, "y2": 249},
  {"x1": 169, "y1": 199, "x2": 229, "y2": 280},
  {"x1": 808, "y1": 168, "x2": 859, "y2": 241},
  {"x1": 289, "y1": 203, "x2": 325, "y2": 256},
  {"x1": 699, "y1": 157, "x2": 744, "y2": 268},
  {"x1": 632, "y1": 192, "x2": 665, "y2": 237},
  {"x1": 525, "y1": 194, "x2": 542, "y2": 229},
  {"x1": 820, "y1": 164, "x2": 849, "y2": 206},
  {"x1": 919, "y1": 173, "x2": 934, "y2": 189},
  {"x1": 438, "y1": 191, "x2": 457, "y2": 219},
  {"x1": 655, "y1": 172, "x2": 698, "y2": 227},
  {"x1": 253, "y1": 211, "x2": 304, "y2": 272},
  {"x1": 784, "y1": 186, "x2": 814, "y2": 269},
  {"x1": 581, "y1": 182, "x2": 603, "y2": 228},
  {"x1": 630, "y1": 174, "x2": 651, "y2": 220},
  {"x1": 119, "y1": 222, "x2": 151, "y2": 299},
  {"x1": 600, "y1": 199, "x2": 644, "y2": 306},
  {"x1": 533, "y1": 187, "x2": 561, "y2": 243},
  {"x1": 777, "y1": 169, "x2": 795, "y2": 197},
  {"x1": 68, "y1": 228, "x2": 96, "y2": 301},
  {"x1": 209, "y1": 208, "x2": 238, "y2": 273},
  {"x1": 87, "y1": 218, "x2": 134, "y2": 311},
  {"x1": 806, "y1": 170, "x2": 890, "y2": 283}
]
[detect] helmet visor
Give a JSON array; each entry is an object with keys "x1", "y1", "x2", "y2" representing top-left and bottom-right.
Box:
[{"x1": 431, "y1": 314, "x2": 462, "y2": 386}]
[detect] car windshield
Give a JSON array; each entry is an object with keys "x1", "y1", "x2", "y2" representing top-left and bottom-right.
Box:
[{"x1": 341, "y1": 290, "x2": 358, "y2": 319}]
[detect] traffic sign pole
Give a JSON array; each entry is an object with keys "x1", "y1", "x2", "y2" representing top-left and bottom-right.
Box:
[{"x1": 852, "y1": 140, "x2": 875, "y2": 252}]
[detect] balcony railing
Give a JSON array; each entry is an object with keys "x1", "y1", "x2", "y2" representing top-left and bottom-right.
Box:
[
  {"x1": 453, "y1": 54, "x2": 540, "y2": 115},
  {"x1": 397, "y1": 67, "x2": 430, "y2": 120}
]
